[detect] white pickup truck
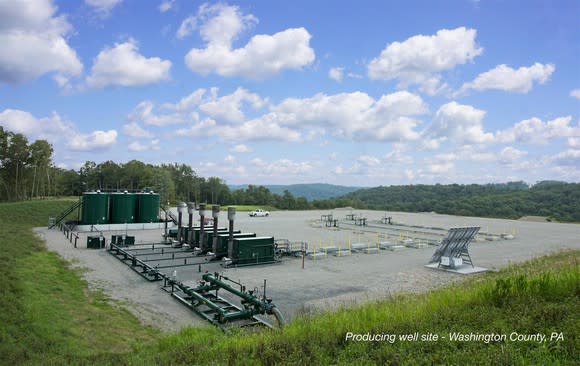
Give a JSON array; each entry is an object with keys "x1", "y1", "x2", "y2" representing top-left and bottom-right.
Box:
[{"x1": 248, "y1": 209, "x2": 270, "y2": 217}]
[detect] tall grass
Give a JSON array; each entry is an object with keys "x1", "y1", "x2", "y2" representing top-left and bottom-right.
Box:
[{"x1": 0, "y1": 199, "x2": 160, "y2": 365}]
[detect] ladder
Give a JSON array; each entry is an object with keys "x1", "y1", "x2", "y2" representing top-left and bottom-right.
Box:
[{"x1": 49, "y1": 198, "x2": 82, "y2": 229}]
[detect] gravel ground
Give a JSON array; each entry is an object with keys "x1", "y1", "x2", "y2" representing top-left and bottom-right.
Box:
[{"x1": 36, "y1": 208, "x2": 580, "y2": 332}]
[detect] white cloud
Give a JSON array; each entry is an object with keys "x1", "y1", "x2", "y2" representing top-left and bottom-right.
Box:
[
  {"x1": 251, "y1": 158, "x2": 317, "y2": 176},
  {"x1": 224, "y1": 154, "x2": 235, "y2": 163},
  {"x1": 85, "y1": 0, "x2": 122, "y2": 15},
  {"x1": 0, "y1": 0, "x2": 83, "y2": 85},
  {"x1": 128, "y1": 141, "x2": 147, "y2": 152},
  {"x1": 357, "y1": 155, "x2": 381, "y2": 166},
  {"x1": 66, "y1": 130, "x2": 117, "y2": 151},
  {"x1": 122, "y1": 121, "x2": 153, "y2": 138},
  {"x1": 159, "y1": 0, "x2": 174, "y2": 13},
  {"x1": 136, "y1": 88, "x2": 429, "y2": 144},
  {"x1": 270, "y1": 90, "x2": 428, "y2": 142},
  {"x1": 568, "y1": 137, "x2": 580, "y2": 149},
  {"x1": 183, "y1": 3, "x2": 315, "y2": 79},
  {"x1": 329, "y1": 67, "x2": 344, "y2": 82},
  {"x1": 368, "y1": 27, "x2": 482, "y2": 92},
  {"x1": 423, "y1": 101, "x2": 493, "y2": 146},
  {"x1": 428, "y1": 162, "x2": 454, "y2": 174},
  {"x1": 162, "y1": 89, "x2": 207, "y2": 112},
  {"x1": 177, "y1": 15, "x2": 196, "y2": 39},
  {"x1": 0, "y1": 108, "x2": 71, "y2": 141},
  {"x1": 219, "y1": 118, "x2": 302, "y2": 142},
  {"x1": 87, "y1": 39, "x2": 171, "y2": 88},
  {"x1": 175, "y1": 118, "x2": 216, "y2": 137},
  {"x1": 460, "y1": 63, "x2": 555, "y2": 94},
  {"x1": 499, "y1": 146, "x2": 528, "y2": 164},
  {"x1": 496, "y1": 116, "x2": 578, "y2": 144},
  {"x1": 128, "y1": 100, "x2": 184, "y2": 126},
  {"x1": 551, "y1": 149, "x2": 580, "y2": 167},
  {"x1": 198, "y1": 87, "x2": 267, "y2": 124},
  {"x1": 0, "y1": 108, "x2": 117, "y2": 152},
  {"x1": 570, "y1": 89, "x2": 580, "y2": 100},
  {"x1": 230, "y1": 144, "x2": 252, "y2": 153},
  {"x1": 128, "y1": 139, "x2": 160, "y2": 152}
]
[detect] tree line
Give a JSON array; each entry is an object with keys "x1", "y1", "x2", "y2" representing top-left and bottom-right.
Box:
[
  {"x1": 338, "y1": 181, "x2": 580, "y2": 222},
  {"x1": 1, "y1": 127, "x2": 578, "y2": 221}
]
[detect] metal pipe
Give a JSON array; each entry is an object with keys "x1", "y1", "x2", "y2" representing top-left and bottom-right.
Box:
[
  {"x1": 177, "y1": 202, "x2": 186, "y2": 243},
  {"x1": 199, "y1": 203, "x2": 206, "y2": 251},
  {"x1": 212, "y1": 205, "x2": 220, "y2": 253},
  {"x1": 227, "y1": 206, "x2": 236, "y2": 259},
  {"x1": 187, "y1": 202, "x2": 195, "y2": 243}
]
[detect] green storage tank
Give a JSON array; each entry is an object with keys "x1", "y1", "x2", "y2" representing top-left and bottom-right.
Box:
[
  {"x1": 82, "y1": 192, "x2": 109, "y2": 225},
  {"x1": 110, "y1": 192, "x2": 136, "y2": 224},
  {"x1": 137, "y1": 192, "x2": 160, "y2": 223}
]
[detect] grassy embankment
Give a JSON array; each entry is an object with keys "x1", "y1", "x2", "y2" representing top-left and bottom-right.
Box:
[{"x1": 0, "y1": 198, "x2": 578, "y2": 365}]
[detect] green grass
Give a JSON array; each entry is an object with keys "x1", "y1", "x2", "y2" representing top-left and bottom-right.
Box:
[
  {"x1": 0, "y1": 199, "x2": 578, "y2": 365},
  {"x1": 0, "y1": 199, "x2": 160, "y2": 365}
]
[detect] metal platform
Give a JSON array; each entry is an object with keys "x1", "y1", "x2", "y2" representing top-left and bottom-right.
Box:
[{"x1": 428, "y1": 227, "x2": 480, "y2": 269}]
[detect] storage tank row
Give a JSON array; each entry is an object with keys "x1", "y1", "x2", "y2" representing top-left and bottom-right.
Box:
[{"x1": 81, "y1": 192, "x2": 160, "y2": 225}]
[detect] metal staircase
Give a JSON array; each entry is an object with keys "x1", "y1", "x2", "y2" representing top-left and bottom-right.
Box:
[{"x1": 49, "y1": 198, "x2": 82, "y2": 229}]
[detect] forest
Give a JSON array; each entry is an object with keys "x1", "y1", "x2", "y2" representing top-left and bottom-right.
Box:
[{"x1": 1, "y1": 126, "x2": 579, "y2": 221}]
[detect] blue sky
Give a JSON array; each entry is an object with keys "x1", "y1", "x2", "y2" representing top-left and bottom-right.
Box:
[{"x1": 1, "y1": 0, "x2": 579, "y2": 186}]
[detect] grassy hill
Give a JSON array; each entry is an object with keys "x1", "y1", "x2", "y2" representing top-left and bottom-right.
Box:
[
  {"x1": 1, "y1": 199, "x2": 578, "y2": 365},
  {"x1": 229, "y1": 183, "x2": 362, "y2": 201}
]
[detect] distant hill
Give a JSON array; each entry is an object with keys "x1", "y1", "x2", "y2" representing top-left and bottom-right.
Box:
[
  {"x1": 340, "y1": 181, "x2": 580, "y2": 222},
  {"x1": 228, "y1": 183, "x2": 362, "y2": 201}
]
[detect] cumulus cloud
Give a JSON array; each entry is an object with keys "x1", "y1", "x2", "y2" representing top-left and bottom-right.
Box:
[
  {"x1": 66, "y1": 130, "x2": 117, "y2": 151},
  {"x1": 122, "y1": 121, "x2": 153, "y2": 138},
  {"x1": 175, "y1": 118, "x2": 216, "y2": 137},
  {"x1": 270, "y1": 90, "x2": 428, "y2": 142},
  {"x1": 128, "y1": 100, "x2": 184, "y2": 126},
  {"x1": 368, "y1": 27, "x2": 482, "y2": 93},
  {"x1": 357, "y1": 155, "x2": 381, "y2": 166},
  {"x1": 182, "y1": 3, "x2": 315, "y2": 79},
  {"x1": 136, "y1": 88, "x2": 429, "y2": 143},
  {"x1": 251, "y1": 158, "x2": 317, "y2": 176},
  {"x1": 230, "y1": 144, "x2": 252, "y2": 153},
  {"x1": 0, "y1": 108, "x2": 116, "y2": 152},
  {"x1": 460, "y1": 63, "x2": 555, "y2": 94},
  {"x1": 0, "y1": 108, "x2": 71, "y2": 141},
  {"x1": 177, "y1": 15, "x2": 196, "y2": 39},
  {"x1": 568, "y1": 137, "x2": 580, "y2": 149},
  {"x1": 198, "y1": 87, "x2": 268, "y2": 124},
  {"x1": 128, "y1": 139, "x2": 160, "y2": 152},
  {"x1": 159, "y1": 0, "x2": 174, "y2": 13},
  {"x1": 85, "y1": 0, "x2": 122, "y2": 15},
  {"x1": 570, "y1": 89, "x2": 580, "y2": 100},
  {"x1": 496, "y1": 116, "x2": 578, "y2": 144},
  {"x1": 551, "y1": 149, "x2": 580, "y2": 167},
  {"x1": 499, "y1": 146, "x2": 528, "y2": 164},
  {"x1": 423, "y1": 101, "x2": 493, "y2": 147},
  {"x1": 0, "y1": 0, "x2": 83, "y2": 85},
  {"x1": 219, "y1": 118, "x2": 302, "y2": 142},
  {"x1": 87, "y1": 39, "x2": 171, "y2": 88},
  {"x1": 329, "y1": 67, "x2": 344, "y2": 82}
]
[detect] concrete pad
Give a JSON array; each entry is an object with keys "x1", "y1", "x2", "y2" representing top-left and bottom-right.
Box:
[
  {"x1": 334, "y1": 250, "x2": 351, "y2": 256},
  {"x1": 425, "y1": 263, "x2": 489, "y2": 274},
  {"x1": 389, "y1": 245, "x2": 406, "y2": 251}
]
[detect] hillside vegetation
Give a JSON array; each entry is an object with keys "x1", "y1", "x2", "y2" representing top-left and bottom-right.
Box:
[
  {"x1": 1, "y1": 199, "x2": 578, "y2": 365},
  {"x1": 230, "y1": 183, "x2": 362, "y2": 201},
  {"x1": 338, "y1": 181, "x2": 580, "y2": 222}
]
